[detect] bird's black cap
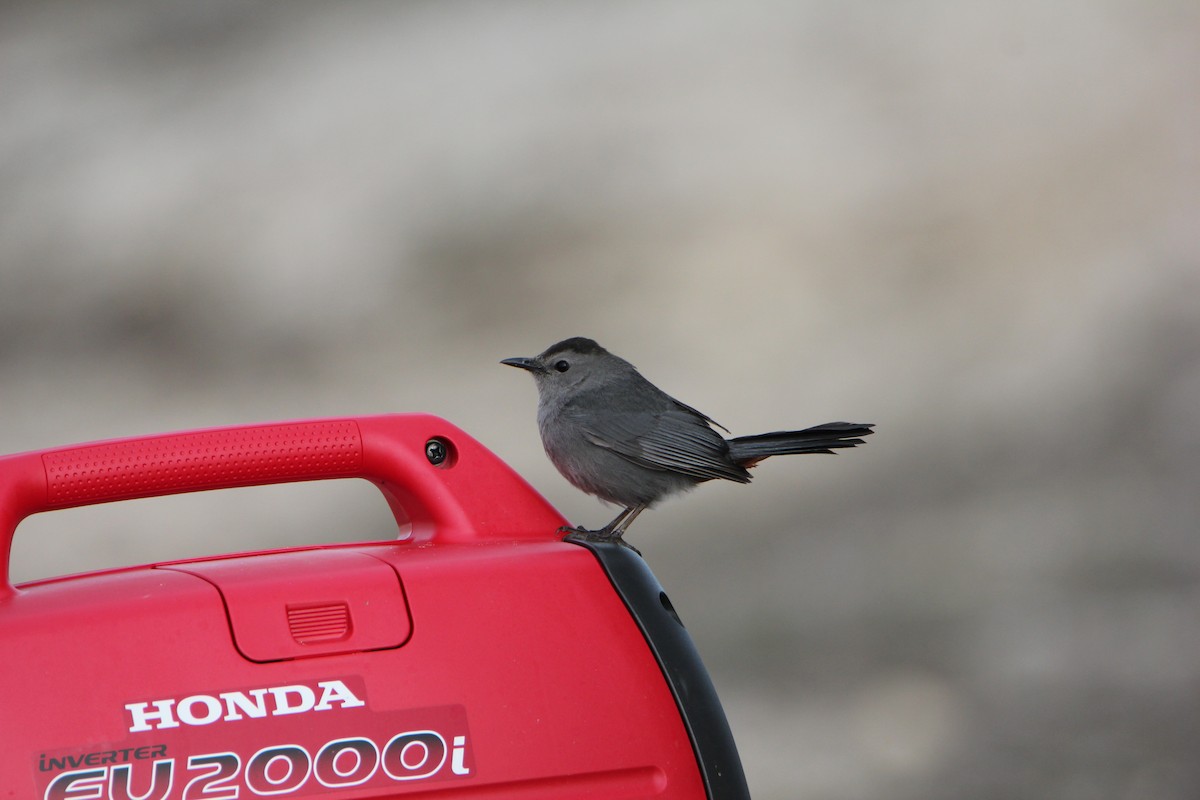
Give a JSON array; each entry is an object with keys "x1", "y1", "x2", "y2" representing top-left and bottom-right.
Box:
[{"x1": 540, "y1": 337, "x2": 609, "y2": 358}]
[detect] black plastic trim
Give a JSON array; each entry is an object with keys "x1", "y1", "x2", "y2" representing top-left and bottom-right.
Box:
[{"x1": 567, "y1": 534, "x2": 751, "y2": 800}]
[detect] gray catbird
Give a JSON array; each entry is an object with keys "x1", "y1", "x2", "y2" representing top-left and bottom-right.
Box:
[{"x1": 503, "y1": 337, "x2": 873, "y2": 543}]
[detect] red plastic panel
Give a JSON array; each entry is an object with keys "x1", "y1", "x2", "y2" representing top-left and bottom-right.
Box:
[
  {"x1": 164, "y1": 549, "x2": 411, "y2": 662},
  {"x1": 2, "y1": 542, "x2": 707, "y2": 798}
]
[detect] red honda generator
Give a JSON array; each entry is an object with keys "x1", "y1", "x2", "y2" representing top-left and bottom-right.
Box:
[{"x1": 0, "y1": 414, "x2": 749, "y2": 799}]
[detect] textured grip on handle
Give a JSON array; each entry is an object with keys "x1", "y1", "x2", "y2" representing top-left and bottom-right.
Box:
[
  {"x1": 41, "y1": 420, "x2": 364, "y2": 508},
  {"x1": 0, "y1": 414, "x2": 567, "y2": 594}
]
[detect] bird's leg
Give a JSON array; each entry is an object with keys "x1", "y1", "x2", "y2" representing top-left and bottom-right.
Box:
[
  {"x1": 559, "y1": 504, "x2": 646, "y2": 542},
  {"x1": 609, "y1": 504, "x2": 646, "y2": 538},
  {"x1": 558, "y1": 506, "x2": 634, "y2": 538}
]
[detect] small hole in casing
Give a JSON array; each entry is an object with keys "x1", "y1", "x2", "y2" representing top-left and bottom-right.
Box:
[{"x1": 659, "y1": 591, "x2": 683, "y2": 626}]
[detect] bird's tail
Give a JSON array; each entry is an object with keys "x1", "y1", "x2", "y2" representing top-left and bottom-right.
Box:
[{"x1": 728, "y1": 422, "x2": 874, "y2": 467}]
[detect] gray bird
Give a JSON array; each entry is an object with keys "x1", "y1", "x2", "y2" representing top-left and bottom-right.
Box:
[{"x1": 502, "y1": 337, "x2": 873, "y2": 543}]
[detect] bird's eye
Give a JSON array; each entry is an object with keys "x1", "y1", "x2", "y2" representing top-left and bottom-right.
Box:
[{"x1": 553, "y1": 360, "x2": 570, "y2": 372}]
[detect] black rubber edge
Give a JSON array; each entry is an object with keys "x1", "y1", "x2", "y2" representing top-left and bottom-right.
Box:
[{"x1": 566, "y1": 533, "x2": 751, "y2": 800}]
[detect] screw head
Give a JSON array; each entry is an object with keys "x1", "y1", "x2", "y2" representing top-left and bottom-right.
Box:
[{"x1": 425, "y1": 438, "x2": 448, "y2": 466}]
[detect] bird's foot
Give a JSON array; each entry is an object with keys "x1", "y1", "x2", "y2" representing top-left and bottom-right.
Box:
[
  {"x1": 557, "y1": 523, "x2": 620, "y2": 540},
  {"x1": 558, "y1": 525, "x2": 642, "y2": 556}
]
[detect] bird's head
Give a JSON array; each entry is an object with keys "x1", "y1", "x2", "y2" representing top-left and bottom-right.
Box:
[{"x1": 502, "y1": 337, "x2": 634, "y2": 398}]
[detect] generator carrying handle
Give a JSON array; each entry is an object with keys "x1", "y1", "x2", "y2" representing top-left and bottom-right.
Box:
[{"x1": 0, "y1": 414, "x2": 567, "y2": 594}]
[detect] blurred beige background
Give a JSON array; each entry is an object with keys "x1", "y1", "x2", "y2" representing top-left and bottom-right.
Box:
[{"x1": 3, "y1": 1, "x2": 1199, "y2": 798}]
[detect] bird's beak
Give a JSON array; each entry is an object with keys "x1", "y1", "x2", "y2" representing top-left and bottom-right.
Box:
[{"x1": 501, "y1": 356, "x2": 545, "y2": 373}]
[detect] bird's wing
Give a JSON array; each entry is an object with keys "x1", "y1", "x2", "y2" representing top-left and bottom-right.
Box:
[
  {"x1": 668, "y1": 397, "x2": 731, "y2": 433},
  {"x1": 575, "y1": 402, "x2": 751, "y2": 484}
]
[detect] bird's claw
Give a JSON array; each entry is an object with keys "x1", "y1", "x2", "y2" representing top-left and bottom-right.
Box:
[
  {"x1": 558, "y1": 524, "x2": 614, "y2": 538},
  {"x1": 559, "y1": 526, "x2": 642, "y2": 556}
]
